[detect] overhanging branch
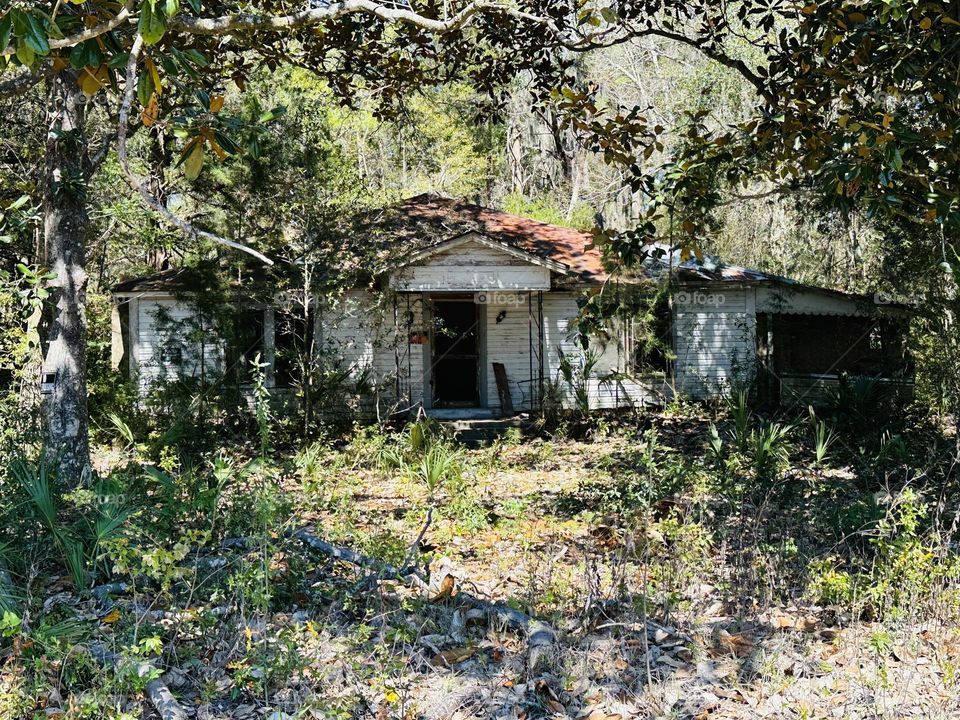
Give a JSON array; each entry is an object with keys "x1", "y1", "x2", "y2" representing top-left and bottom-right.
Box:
[
  {"x1": 1, "y1": 2, "x2": 135, "y2": 58},
  {"x1": 171, "y1": 0, "x2": 544, "y2": 35},
  {"x1": 117, "y1": 36, "x2": 274, "y2": 266}
]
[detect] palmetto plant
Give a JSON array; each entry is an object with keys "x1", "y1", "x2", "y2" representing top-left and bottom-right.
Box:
[
  {"x1": 812, "y1": 419, "x2": 838, "y2": 469},
  {"x1": 558, "y1": 349, "x2": 601, "y2": 418},
  {"x1": 415, "y1": 443, "x2": 462, "y2": 499},
  {"x1": 706, "y1": 422, "x2": 725, "y2": 462},
  {"x1": 750, "y1": 422, "x2": 793, "y2": 479},
  {"x1": 726, "y1": 387, "x2": 752, "y2": 452},
  {"x1": 10, "y1": 457, "x2": 133, "y2": 590}
]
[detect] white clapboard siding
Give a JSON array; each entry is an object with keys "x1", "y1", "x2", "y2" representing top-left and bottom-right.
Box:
[
  {"x1": 673, "y1": 286, "x2": 757, "y2": 398},
  {"x1": 425, "y1": 244, "x2": 520, "y2": 266},
  {"x1": 390, "y1": 238, "x2": 551, "y2": 291},
  {"x1": 320, "y1": 290, "x2": 428, "y2": 414},
  {"x1": 484, "y1": 293, "x2": 537, "y2": 411},
  {"x1": 136, "y1": 297, "x2": 224, "y2": 393}
]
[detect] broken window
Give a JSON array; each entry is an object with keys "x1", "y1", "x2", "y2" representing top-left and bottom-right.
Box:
[
  {"x1": 275, "y1": 310, "x2": 310, "y2": 389},
  {"x1": 225, "y1": 307, "x2": 265, "y2": 385}
]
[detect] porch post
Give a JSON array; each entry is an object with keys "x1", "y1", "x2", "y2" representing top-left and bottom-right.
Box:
[
  {"x1": 393, "y1": 294, "x2": 401, "y2": 409},
  {"x1": 538, "y1": 290, "x2": 545, "y2": 411}
]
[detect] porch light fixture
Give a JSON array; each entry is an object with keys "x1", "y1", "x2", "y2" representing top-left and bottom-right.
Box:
[{"x1": 496, "y1": 310, "x2": 507, "y2": 324}]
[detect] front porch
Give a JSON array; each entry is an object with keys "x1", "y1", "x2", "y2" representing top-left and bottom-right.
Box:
[{"x1": 388, "y1": 232, "x2": 561, "y2": 418}]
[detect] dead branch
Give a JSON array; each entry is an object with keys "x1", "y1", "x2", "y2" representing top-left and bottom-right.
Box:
[
  {"x1": 292, "y1": 527, "x2": 429, "y2": 590},
  {"x1": 117, "y1": 36, "x2": 274, "y2": 266},
  {"x1": 400, "y1": 507, "x2": 433, "y2": 575},
  {"x1": 90, "y1": 643, "x2": 189, "y2": 720},
  {"x1": 457, "y1": 592, "x2": 557, "y2": 672},
  {"x1": 171, "y1": 0, "x2": 547, "y2": 36},
  {"x1": 293, "y1": 528, "x2": 556, "y2": 671},
  {"x1": 91, "y1": 581, "x2": 132, "y2": 604},
  {"x1": 0, "y1": 68, "x2": 43, "y2": 98}
]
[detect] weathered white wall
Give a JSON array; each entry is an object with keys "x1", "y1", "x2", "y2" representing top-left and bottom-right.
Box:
[
  {"x1": 389, "y1": 237, "x2": 552, "y2": 291},
  {"x1": 483, "y1": 292, "x2": 539, "y2": 412},
  {"x1": 673, "y1": 285, "x2": 757, "y2": 398},
  {"x1": 135, "y1": 296, "x2": 224, "y2": 394},
  {"x1": 319, "y1": 290, "x2": 428, "y2": 415},
  {"x1": 756, "y1": 285, "x2": 876, "y2": 316}
]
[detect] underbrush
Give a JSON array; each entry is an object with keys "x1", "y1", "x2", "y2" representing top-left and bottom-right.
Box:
[{"x1": 0, "y1": 387, "x2": 956, "y2": 717}]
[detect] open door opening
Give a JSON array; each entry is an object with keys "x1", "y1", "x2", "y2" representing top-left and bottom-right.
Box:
[{"x1": 432, "y1": 298, "x2": 480, "y2": 407}]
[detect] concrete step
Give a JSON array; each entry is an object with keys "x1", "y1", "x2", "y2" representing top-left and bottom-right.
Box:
[{"x1": 442, "y1": 415, "x2": 532, "y2": 446}]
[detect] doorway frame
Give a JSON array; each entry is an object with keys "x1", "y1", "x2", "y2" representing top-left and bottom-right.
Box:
[{"x1": 426, "y1": 294, "x2": 487, "y2": 409}]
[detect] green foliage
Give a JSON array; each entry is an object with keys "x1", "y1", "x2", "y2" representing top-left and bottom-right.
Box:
[
  {"x1": 809, "y1": 409, "x2": 837, "y2": 469},
  {"x1": 749, "y1": 422, "x2": 793, "y2": 480},
  {"x1": 7, "y1": 457, "x2": 133, "y2": 591},
  {"x1": 806, "y1": 489, "x2": 960, "y2": 621},
  {"x1": 413, "y1": 442, "x2": 462, "y2": 499},
  {"x1": 501, "y1": 192, "x2": 595, "y2": 230},
  {"x1": 557, "y1": 348, "x2": 602, "y2": 419},
  {"x1": 726, "y1": 387, "x2": 752, "y2": 453}
]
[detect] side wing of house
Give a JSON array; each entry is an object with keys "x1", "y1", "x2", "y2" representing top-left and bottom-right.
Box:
[
  {"x1": 112, "y1": 294, "x2": 226, "y2": 395},
  {"x1": 754, "y1": 285, "x2": 913, "y2": 405}
]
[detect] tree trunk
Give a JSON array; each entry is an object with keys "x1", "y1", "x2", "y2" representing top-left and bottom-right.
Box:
[{"x1": 41, "y1": 71, "x2": 91, "y2": 486}]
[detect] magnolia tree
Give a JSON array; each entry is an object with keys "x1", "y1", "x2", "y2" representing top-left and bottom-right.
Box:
[{"x1": 1, "y1": 0, "x2": 957, "y2": 485}]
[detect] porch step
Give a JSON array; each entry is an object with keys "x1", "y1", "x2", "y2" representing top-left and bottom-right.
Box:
[{"x1": 443, "y1": 415, "x2": 532, "y2": 446}]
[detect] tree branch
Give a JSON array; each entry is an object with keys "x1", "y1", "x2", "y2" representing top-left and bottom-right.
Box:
[
  {"x1": 629, "y1": 26, "x2": 772, "y2": 101},
  {"x1": 1, "y1": 2, "x2": 135, "y2": 58},
  {"x1": 171, "y1": 0, "x2": 546, "y2": 36},
  {"x1": 117, "y1": 36, "x2": 274, "y2": 266},
  {"x1": 0, "y1": 68, "x2": 42, "y2": 98}
]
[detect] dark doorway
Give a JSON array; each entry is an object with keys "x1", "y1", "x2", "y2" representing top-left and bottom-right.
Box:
[{"x1": 432, "y1": 298, "x2": 480, "y2": 407}]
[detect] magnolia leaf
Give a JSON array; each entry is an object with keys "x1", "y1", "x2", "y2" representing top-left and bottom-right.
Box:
[
  {"x1": 164, "y1": 0, "x2": 181, "y2": 16},
  {"x1": 99, "y1": 608, "x2": 122, "y2": 624},
  {"x1": 599, "y1": 7, "x2": 618, "y2": 23},
  {"x1": 77, "y1": 65, "x2": 108, "y2": 97},
  {"x1": 182, "y1": 139, "x2": 204, "y2": 180},
  {"x1": 209, "y1": 95, "x2": 225, "y2": 113},
  {"x1": 20, "y1": 13, "x2": 50, "y2": 56},
  {"x1": 15, "y1": 40, "x2": 35, "y2": 67},
  {"x1": 138, "y1": 2, "x2": 167, "y2": 45},
  {"x1": 213, "y1": 130, "x2": 240, "y2": 155},
  {"x1": 0, "y1": 16, "x2": 13, "y2": 52},
  {"x1": 146, "y1": 56, "x2": 163, "y2": 97},
  {"x1": 430, "y1": 647, "x2": 476, "y2": 666},
  {"x1": 141, "y1": 93, "x2": 159, "y2": 127},
  {"x1": 136, "y1": 67, "x2": 154, "y2": 107},
  {"x1": 207, "y1": 134, "x2": 227, "y2": 160}
]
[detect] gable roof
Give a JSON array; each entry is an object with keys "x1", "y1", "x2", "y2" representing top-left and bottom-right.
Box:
[
  {"x1": 363, "y1": 194, "x2": 606, "y2": 283},
  {"x1": 394, "y1": 232, "x2": 571, "y2": 274}
]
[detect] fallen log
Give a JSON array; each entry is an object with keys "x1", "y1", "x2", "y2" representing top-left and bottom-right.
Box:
[
  {"x1": 458, "y1": 593, "x2": 556, "y2": 672},
  {"x1": 291, "y1": 528, "x2": 429, "y2": 590},
  {"x1": 90, "y1": 644, "x2": 188, "y2": 720},
  {"x1": 292, "y1": 529, "x2": 556, "y2": 672}
]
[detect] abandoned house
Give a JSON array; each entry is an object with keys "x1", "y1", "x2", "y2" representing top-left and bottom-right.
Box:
[{"x1": 110, "y1": 194, "x2": 914, "y2": 417}]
